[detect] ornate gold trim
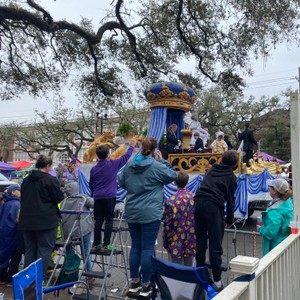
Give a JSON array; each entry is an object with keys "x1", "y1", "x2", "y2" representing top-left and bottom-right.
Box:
[
  {"x1": 168, "y1": 153, "x2": 242, "y2": 174},
  {"x1": 149, "y1": 98, "x2": 191, "y2": 112}
]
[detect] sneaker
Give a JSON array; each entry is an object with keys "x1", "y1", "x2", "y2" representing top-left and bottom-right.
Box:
[
  {"x1": 128, "y1": 281, "x2": 142, "y2": 293},
  {"x1": 139, "y1": 284, "x2": 152, "y2": 297},
  {"x1": 211, "y1": 282, "x2": 224, "y2": 293},
  {"x1": 100, "y1": 245, "x2": 113, "y2": 252},
  {"x1": 91, "y1": 243, "x2": 103, "y2": 252}
]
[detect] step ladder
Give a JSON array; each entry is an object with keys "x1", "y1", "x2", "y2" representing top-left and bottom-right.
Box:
[
  {"x1": 46, "y1": 210, "x2": 91, "y2": 294},
  {"x1": 77, "y1": 209, "x2": 130, "y2": 300}
]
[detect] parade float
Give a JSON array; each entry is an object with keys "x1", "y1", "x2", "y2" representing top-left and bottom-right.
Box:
[{"x1": 79, "y1": 82, "x2": 286, "y2": 218}]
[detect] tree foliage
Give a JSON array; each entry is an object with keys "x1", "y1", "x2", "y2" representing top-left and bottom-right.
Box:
[
  {"x1": 1, "y1": 0, "x2": 300, "y2": 104},
  {"x1": 7, "y1": 108, "x2": 96, "y2": 159},
  {"x1": 0, "y1": 124, "x2": 15, "y2": 162},
  {"x1": 117, "y1": 121, "x2": 134, "y2": 137},
  {"x1": 192, "y1": 86, "x2": 282, "y2": 146}
]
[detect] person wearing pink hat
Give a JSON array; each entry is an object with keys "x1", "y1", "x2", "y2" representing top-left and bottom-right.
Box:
[{"x1": 257, "y1": 178, "x2": 293, "y2": 255}]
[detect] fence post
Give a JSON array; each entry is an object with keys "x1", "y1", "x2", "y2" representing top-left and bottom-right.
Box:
[{"x1": 230, "y1": 255, "x2": 260, "y2": 300}]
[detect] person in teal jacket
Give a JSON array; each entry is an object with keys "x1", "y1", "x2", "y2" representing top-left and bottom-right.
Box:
[
  {"x1": 118, "y1": 137, "x2": 177, "y2": 298},
  {"x1": 258, "y1": 178, "x2": 294, "y2": 256}
]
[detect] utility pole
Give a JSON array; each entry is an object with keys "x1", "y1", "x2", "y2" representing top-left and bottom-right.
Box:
[{"x1": 290, "y1": 67, "x2": 300, "y2": 221}]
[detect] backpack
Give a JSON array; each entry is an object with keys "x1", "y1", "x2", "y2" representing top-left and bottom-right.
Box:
[{"x1": 57, "y1": 248, "x2": 81, "y2": 285}]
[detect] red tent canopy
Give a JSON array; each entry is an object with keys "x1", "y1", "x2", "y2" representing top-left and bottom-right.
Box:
[{"x1": 10, "y1": 160, "x2": 33, "y2": 170}]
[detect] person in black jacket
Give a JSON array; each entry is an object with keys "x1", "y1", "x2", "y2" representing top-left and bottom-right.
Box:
[
  {"x1": 224, "y1": 135, "x2": 234, "y2": 150},
  {"x1": 194, "y1": 150, "x2": 238, "y2": 292},
  {"x1": 238, "y1": 122, "x2": 257, "y2": 167},
  {"x1": 166, "y1": 124, "x2": 179, "y2": 155},
  {"x1": 193, "y1": 132, "x2": 204, "y2": 153},
  {"x1": 19, "y1": 155, "x2": 64, "y2": 279}
]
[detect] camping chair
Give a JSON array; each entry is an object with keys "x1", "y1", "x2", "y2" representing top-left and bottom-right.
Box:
[
  {"x1": 151, "y1": 256, "x2": 214, "y2": 300},
  {"x1": 12, "y1": 258, "x2": 85, "y2": 300}
]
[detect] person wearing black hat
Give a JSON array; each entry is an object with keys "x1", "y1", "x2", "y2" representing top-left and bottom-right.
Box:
[{"x1": 0, "y1": 184, "x2": 22, "y2": 286}]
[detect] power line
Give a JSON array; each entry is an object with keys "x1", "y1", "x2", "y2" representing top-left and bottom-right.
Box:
[
  {"x1": 247, "y1": 76, "x2": 295, "y2": 86},
  {"x1": 244, "y1": 81, "x2": 298, "y2": 90}
]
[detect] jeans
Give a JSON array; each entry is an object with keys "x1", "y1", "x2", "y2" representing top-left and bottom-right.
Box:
[
  {"x1": 93, "y1": 198, "x2": 116, "y2": 247},
  {"x1": 128, "y1": 220, "x2": 161, "y2": 284},
  {"x1": 23, "y1": 227, "x2": 58, "y2": 278},
  {"x1": 83, "y1": 232, "x2": 92, "y2": 271}
]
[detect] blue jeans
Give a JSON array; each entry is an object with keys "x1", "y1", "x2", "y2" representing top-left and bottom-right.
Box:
[
  {"x1": 83, "y1": 232, "x2": 92, "y2": 271},
  {"x1": 128, "y1": 221, "x2": 161, "y2": 284}
]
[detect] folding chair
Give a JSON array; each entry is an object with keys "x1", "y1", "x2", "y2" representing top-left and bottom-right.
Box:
[
  {"x1": 151, "y1": 256, "x2": 212, "y2": 300},
  {"x1": 12, "y1": 258, "x2": 43, "y2": 300},
  {"x1": 12, "y1": 258, "x2": 84, "y2": 300}
]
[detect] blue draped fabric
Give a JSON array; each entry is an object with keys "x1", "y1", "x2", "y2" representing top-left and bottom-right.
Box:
[
  {"x1": 78, "y1": 165, "x2": 130, "y2": 203},
  {"x1": 166, "y1": 109, "x2": 185, "y2": 139},
  {"x1": 146, "y1": 107, "x2": 167, "y2": 143},
  {"x1": 79, "y1": 164, "x2": 278, "y2": 218}
]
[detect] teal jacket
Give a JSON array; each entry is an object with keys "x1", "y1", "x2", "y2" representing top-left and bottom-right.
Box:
[
  {"x1": 118, "y1": 154, "x2": 177, "y2": 224},
  {"x1": 259, "y1": 197, "x2": 293, "y2": 256}
]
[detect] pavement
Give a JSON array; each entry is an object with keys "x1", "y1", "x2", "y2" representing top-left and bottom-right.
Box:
[{"x1": 1, "y1": 213, "x2": 262, "y2": 300}]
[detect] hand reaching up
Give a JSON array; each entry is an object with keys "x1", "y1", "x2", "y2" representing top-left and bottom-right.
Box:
[{"x1": 129, "y1": 138, "x2": 137, "y2": 147}]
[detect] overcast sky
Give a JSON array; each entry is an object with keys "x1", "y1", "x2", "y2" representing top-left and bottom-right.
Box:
[{"x1": 1, "y1": 0, "x2": 299, "y2": 123}]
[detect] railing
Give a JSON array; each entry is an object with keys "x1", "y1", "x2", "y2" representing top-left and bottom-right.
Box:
[{"x1": 215, "y1": 233, "x2": 300, "y2": 300}]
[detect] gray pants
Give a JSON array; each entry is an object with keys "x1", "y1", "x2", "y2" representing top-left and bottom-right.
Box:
[
  {"x1": 23, "y1": 228, "x2": 57, "y2": 278},
  {"x1": 168, "y1": 254, "x2": 194, "y2": 267}
]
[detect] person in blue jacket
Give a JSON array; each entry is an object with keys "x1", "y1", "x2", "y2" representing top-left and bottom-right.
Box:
[
  {"x1": 0, "y1": 185, "x2": 21, "y2": 284},
  {"x1": 118, "y1": 137, "x2": 177, "y2": 298},
  {"x1": 258, "y1": 178, "x2": 294, "y2": 256}
]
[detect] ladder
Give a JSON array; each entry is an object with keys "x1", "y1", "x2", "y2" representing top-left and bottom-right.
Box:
[
  {"x1": 73, "y1": 209, "x2": 130, "y2": 300},
  {"x1": 46, "y1": 210, "x2": 91, "y2": 292}
]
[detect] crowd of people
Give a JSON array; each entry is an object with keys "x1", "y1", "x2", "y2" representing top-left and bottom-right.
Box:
[
  {"x1": 166, "y1": 120, "x2": 258, "y2": 165},
  {"x1": 0, "y1": 125, "x2": 294, "y2": 298}
]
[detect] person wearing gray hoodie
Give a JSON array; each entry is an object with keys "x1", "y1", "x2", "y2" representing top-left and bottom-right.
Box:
[
  {"x1": 61, "y1": 182, "x2": 94, "y2": 271},
  {"x1": 118, "y1": 137, "x2": 177, "y2": 298}
]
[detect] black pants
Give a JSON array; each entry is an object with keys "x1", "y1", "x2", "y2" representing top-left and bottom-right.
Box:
[
  {"x1": 93, "y1": 198, "x2": 116, "y2": 247},
  {"x1": 244, "y1": 151, "x2": 253, "y2": 167},
  {"x1": 7, "y1": 230, "x2": 25, "y2": 280},
  {"x1": 23, "y1": 227, "x2": 57, "y2": 278},
  {"x1": 194, "y1": 200, "x2": 225, "y2": 282}
]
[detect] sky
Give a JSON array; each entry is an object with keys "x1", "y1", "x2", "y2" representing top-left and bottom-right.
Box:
[{"x1": 1, "y1": 0, "x2": 299, "y2": 123}]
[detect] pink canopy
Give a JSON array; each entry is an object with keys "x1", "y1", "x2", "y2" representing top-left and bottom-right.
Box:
[{"x1": 10, "y1": 160, "x2": 33, "y2": 170}]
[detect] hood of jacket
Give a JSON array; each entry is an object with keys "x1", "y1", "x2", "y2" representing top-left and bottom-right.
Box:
[
  {"x1": 129, "y1": 154, "x2": 154, "y2": 173},
  {"x1": 264, "y1": 197, "x2": 293, "y2": 216},
  {"x1": 3, "y1": 193, "x2": 20, "y2": 203},
  {"x1": 209, "y1": 164, "x2": 235, "y2": 177},
  {"x1": 65, "y1": 182, "x2": 79, "y2": 197},
  {"x1": 27, "y1": 169, "x2": 50, "y2": 182}
]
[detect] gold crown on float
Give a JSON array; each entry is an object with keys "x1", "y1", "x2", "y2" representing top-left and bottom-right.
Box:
[{"x1": 144, "y1": 82, "x2": 196, "y2": 112}]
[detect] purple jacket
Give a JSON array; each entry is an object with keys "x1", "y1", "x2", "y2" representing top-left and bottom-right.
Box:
[{"x1": 89, "y1": 146, "x2": 134, "y2": 199}]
